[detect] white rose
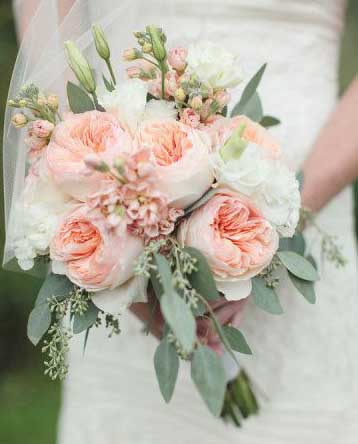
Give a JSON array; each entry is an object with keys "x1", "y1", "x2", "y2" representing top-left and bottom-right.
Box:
[
  {"x1": 254, "y1": 163, "x2": 301, "y2": 237},
  {"x1": 187, "y1": 41, "x2": 242, "y2": 89},
  {"x1": 99, "y1": 79, "x2": 148, "y2": 132},
  {"x1": 211, "y1": 143, "x2": 271, "y2": 196},
  {"x1": 10, "y1": 166, "x2": 73, "y2": 270},
  {"x1": 143, "y1": 99, "x2": 178, "y2": 121}
]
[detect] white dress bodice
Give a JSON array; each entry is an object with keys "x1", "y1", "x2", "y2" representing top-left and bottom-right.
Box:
[{"x1": 58, "y1": 1, "x2": 358, "y2": 443}]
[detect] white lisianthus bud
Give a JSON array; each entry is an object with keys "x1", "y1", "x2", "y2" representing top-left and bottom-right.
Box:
[
  {"x1": 146, "y1": 25, "x2": 166, "y2": 62},
  {"x1": 11, "y1": 113, "x2": 28, "y2": 128},
  {"x1": 64, "y1": 41, "x2": 96, "y2": 94},
  {"x1": 92, "y1": 24, "x2": 111, "y2": 61},
  {"x1": 142, "y1": 42, "x2": 153, "y2": 54}
]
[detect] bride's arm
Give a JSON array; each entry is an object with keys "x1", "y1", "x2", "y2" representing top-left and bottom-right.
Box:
[{"x1": 301, "y1": 78, "x2": 358, "y2": 211}]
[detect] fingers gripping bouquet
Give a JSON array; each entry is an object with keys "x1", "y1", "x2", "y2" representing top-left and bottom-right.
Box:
[{"x1": 5, "y1": 24, "x2": 346, "y2": 424}]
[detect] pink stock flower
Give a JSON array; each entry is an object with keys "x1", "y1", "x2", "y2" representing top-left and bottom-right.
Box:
[
  {"x1": 46, "y1": 111, "x2": 132, "y2": 200},
  {"x1": 29, "y1": 120, "x2": 55, "y2": 138},
  {"x1": 180, "y1": 108, "x2": 201, "y2": 128},
  {"x1": 148, "y1": 69, "x2": 179, "y2": 99},
  {"x1": 87, "y1": 148, "x2": 183, "y2": 240},
  {"x1": 26, "y1": 135, "x2": 48, "y2": 161},
  {"x1": 178, "y1": 188, "x2": 278, "y2": 300},
  {"x1": 214, "y1": 90, "x2": 231, "y2": 109},
  {"x1": 50, "y1": 204, "x2": 143, "y2": 291},
  {"x1": 197, "y1": 298, "x2": 247, "y2": 354},
  {"x1": 168, "y1": 47, "x2": 188, "y2": 72},
  {"x1": 137, "y1": 120, "x2": 213, "y2": 208}
]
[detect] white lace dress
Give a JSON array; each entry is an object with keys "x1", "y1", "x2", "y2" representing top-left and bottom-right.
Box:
[{"x1": 58, "y1": 1, "x2": 358, "y2": 443}]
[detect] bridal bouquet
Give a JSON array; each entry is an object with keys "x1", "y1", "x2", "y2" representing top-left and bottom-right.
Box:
[{"x1": 5, "y1": 24, "x2": 344, "y2": 424}]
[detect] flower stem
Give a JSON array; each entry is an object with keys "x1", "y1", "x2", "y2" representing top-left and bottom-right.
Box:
[{"x1": 105, "y1": 59, "x2": 117, "y2": 85}]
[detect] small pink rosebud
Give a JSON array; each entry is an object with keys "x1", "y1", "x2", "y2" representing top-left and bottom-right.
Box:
[
  {"x1": 215, "y1": 90, "x2": 231, "y2": 109},
  {"x1": 168, "y1": 47, "x2": 187, "y2": 72},
  {"x1": 180, "y1": 108, "x2": 200, "y2": 128},
  {"x1": 30, "y1": 120, "x2": 55, "y2": 138}
]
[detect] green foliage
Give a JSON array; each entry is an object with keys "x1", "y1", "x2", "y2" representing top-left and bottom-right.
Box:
[
  {"x1": 73, "y1": 300, "x2": 99, "y2": 334},
  {"x1": 279, "y1": 232, "x2": 306, "y2": 256},
  {"x1": 231, "y1": 64, "x2": 266, "y2": 121},
  {"x1": 154, "y1": 335, "x2": 179, "y2": 403},
  {"x1": 191, "y1": 345, "x2": 226, "y2": 417},
  {"x1": 252, "y1": 276, "x2": 283, "y2": 315},
  {"x1": 277, "y1": 251, "x2": 319, "y2": 281},
  {"x1": 222, "y1": 326, "x2": 252, "y2": 355},
  {"x1": 288, "y1": 272, "x2": 316, "y2": 304},
  {"x1": 260, "y1": 115, "x2": 281, "y2": 128},
  {"x1": 27, "y1": 304, "x2": 52, "y2": 346},
  {"x1": 66, "y1": 81, "x2": 95, "y2": 113},
  {"x1": 184, "y1": 247, "x2": 219, "y2": 301}
]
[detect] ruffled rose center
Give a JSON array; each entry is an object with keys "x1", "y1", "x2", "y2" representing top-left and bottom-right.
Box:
[
  {"x1": 142, "y1": 123, "x2": 193, "y2": 166},
  {"x1": 61, "y1": 220, "x2": 101, "y2": 258},
  {"x1": 214, "y1": 198, "x2": 273, "y2": 268}
]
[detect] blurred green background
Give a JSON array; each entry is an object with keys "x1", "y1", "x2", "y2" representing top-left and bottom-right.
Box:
[{"x1": 0, "y1": 1, "x2": 357, "y2": 443}]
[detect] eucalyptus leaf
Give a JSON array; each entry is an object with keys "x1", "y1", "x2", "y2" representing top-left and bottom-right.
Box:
[
  {"x1": 160, "y1": 290, "x2": 196, "y2": 353},
  {"x1": 222, "y1": 326, "x2": 252, "y2": 355},
  {"x1": 149, "y1": 269, "x2": 164, "y2": 300},
  {"x1": 288, "y1": 272, "x2": 316, "y2": 304},
  {"x1": 251, "y1": 277, "x2": 284, "y2": 315},
  {"x1": 231, "y1": 91, "x2": 263, "y2": 122},
  {"x1": 153, "y1": 253, "x2": 173, "y2": 293},
  {"x1": 184, "y1": 247, "x2": 219, "y2": 301},
  {"x1": 35, "y1": 273, "x2": 73, "y2": 307},
  {"x1": 27, "y1": 303, "x2": 52, "y2": 346},
  {"x1": 154, "y1": 254, "x2": 196, "y2": 352},
  {"x1": 67, "y1": 81, "x2": 95, "y2": 113},
  {"x1": 191, "y1": 345, "x2": 226, "y2": 417},
  {"x1": 279, "y1": 232, "x2": 306, "y2": 256},
  {"x1": 277, "y1": 251, "x2": 318, "y2": 282},
  {"x1": 260, "y1": 115, "x2": 281, "y2": 128},
  {"x1": 154, "y1": 336, "x2": 179, "y2": 403},
  {"x1": 232, "y1": 64, "x2": 267, "y2": 114},
  {"x1": 73, "y1": 300, "x2": 99, "y2": 334}
]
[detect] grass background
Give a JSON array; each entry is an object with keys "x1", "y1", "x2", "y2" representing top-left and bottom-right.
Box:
[{"x1": 0, "y1": 0, "x2": 357, "y2": 443}]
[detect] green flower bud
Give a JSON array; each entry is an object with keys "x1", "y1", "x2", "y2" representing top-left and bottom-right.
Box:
[
  {"x1": 147, "y1": 25, "x2": 166, "y2": 62},
  {"x1": 64, "y1": 41, "x2": 96, "y2": 94},
  {"x1": 92, "y1": 24, "x2": 110, "y2": 61},
  {"x1": 220, "y1": 124, "x2": 248, "y2": 162}
]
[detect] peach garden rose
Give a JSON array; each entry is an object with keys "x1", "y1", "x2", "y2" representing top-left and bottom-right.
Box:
[
  {"x1": 50, "y1": 204, "x2": 143, "y2": 291},
  {"x1": 46, "y1": 110, "x2": 132, "y2": 201},
  {"x1": 178, "y1": 188, "x2": 279, "y2": 300},
  {"x1": 137, "y1": 120, "x2": 213, "y2": 208}
]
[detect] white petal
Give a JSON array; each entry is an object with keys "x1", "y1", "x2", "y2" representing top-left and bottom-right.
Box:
[
  {"x1": 51, "y1": 260, "x2": 67, "y2": 275},
  {"x1": 91, "y1": 276, "x2": 148, "y2": 315},
  {"x1": 216, "y1": 279, "x2": 252, "y2": 301}
]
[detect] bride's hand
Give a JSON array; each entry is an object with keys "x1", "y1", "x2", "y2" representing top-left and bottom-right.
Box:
[{"x1": 130, "y1": 296, "x2": 247, "y2": 345}]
